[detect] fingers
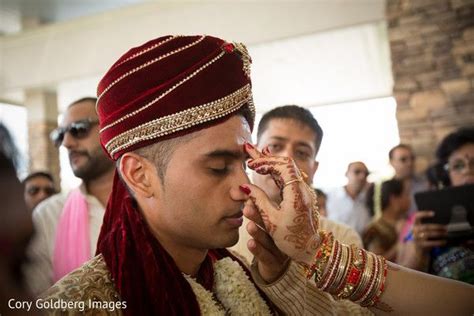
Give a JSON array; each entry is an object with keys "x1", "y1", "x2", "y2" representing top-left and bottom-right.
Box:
[
  {"x1": 243, "y1": 142, "x2": 265, "y2": 160},
  {"x1": 419, "y1": 239, "x2": 447, "y2": 248},
  {"x1": 240, "y1": 183, "x2": 278, "y2": 235},
  {"x1": 246, "y1": 220, "x2": 279, "y2": 255},
  {"x1": 414, "y1": 210, "x2": 435, "y2": 225},
  {"x1": 242, "y1": 199, "x2": 265, "y2": 230}
]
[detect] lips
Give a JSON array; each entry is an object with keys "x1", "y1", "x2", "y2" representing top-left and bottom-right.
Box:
[{"x1": 224, "y1": 211, "x2": 244, "y2": 228}]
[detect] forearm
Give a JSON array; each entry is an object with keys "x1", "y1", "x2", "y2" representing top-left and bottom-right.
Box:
[
  {"x1": 302, "y1": 232, "x2": 474, "y2": 315},
  {"x1": 373, "y1": 262, "x2": 474, "y2": 315}
]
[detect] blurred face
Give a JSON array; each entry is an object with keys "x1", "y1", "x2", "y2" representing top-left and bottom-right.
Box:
[
  {"x1": 390, "y1": 147, "x2": 415, "y2": 179},
  {"x1": 446, "y1": 143, "x2": 474, "y2": 187},
  {"x1": 145, "y1": 116, "x2": 251, "y2": 250},
  {"x1": 396, "y1": 183, "x2": 411, "y2": 217},
  {"x1": 345, "y1": 162, "x2": 369, "y2": 191},
  {"x1": 253, "y1": 118, "x2": 318, "y2": 202},
  {"x1": 24, "y1": 176, "x2": 55, "y2": 212},
  {"x1": 59, "y1": 101, "x2": 114, "y2": 182}
]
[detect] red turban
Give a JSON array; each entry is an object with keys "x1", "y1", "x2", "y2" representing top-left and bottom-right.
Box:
[
  {"x1": 95, "y1": 35, "x2": 273, "y2": 315},
  {"x1": 96, "y1": 35, "x2": 255, "y2": 160}
]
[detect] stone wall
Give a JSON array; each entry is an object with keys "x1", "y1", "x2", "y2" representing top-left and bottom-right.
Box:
[{"x1": 387, "y1": 0, "x2": 474, "y2": 172}]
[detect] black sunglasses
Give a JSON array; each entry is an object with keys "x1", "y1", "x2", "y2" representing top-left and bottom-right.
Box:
[{"x1": 50, "y1": 119, "x2": 99, "y2": 147}]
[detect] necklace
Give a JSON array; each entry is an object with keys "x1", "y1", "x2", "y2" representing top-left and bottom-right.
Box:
[{"x1": 183, "y1": 257, "x2": 272, "y2": 315}]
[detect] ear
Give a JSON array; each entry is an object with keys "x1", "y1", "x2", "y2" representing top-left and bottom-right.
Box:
[{"x1": 119, "y1": 152, "x2": 156, "y2": 198}]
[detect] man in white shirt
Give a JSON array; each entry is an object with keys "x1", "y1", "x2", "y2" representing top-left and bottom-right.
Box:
[
  {"x1": 25, "y1": 97, "x2": 115, "y2": 294},
  {"x1": 232, "y1": 105, "x2": 362, "y2": 262},
  {"x1": 327, "y1": 161, "x2": 372, "y2": 236},
  {"x1": 389, "y1": 144, "x2": 427, "y2": 216}
]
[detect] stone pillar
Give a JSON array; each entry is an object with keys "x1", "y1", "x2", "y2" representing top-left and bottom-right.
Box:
[
  {"x1": 386, "y1": 0, "x2": 474, "y2": 173},
  {"x1": 24, "y1": 89, "x2": 60, "y2": 187}
]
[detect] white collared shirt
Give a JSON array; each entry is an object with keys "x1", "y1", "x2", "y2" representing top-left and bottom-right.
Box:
[{"x1": 327, "y1": 186, "x2": 371, "y2": 236}]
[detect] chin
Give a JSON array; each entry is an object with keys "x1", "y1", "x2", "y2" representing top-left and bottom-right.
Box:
[{"x1": 214, "y1": 231, "x2": 240, "y2": 249}]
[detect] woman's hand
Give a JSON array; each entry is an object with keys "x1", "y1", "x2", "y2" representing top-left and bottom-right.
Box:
[
  {"x1": 413, "y1": 211, "x2": 448, "y2": 252},
  {"x1": 241, "y1": 142, "x2": 320, "y2": 266}
]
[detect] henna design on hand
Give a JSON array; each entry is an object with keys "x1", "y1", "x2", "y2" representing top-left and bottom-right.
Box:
[
  {"x1": 249, "y1": 196, "x2": 277, "y2": 235},
  {"x1": 283, "y1": 184, "x2": 317, "y2": 256}
]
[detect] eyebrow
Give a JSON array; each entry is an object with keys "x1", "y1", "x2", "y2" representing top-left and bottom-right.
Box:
[
  {"x1": 269, "y1": 136, "x2": 313, "y2": 150},
  {"x1": 204, "y1": 149, "x2": 249, "y2": 161}
]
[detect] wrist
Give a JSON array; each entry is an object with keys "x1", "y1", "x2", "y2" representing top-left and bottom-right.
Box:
[{"x1": 307, "y1": 237, "x2": 388, "y2": 308}]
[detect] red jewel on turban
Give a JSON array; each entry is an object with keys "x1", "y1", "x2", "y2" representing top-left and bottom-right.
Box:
[{"x1": 222, "y1": 42, "x2": 235, "y2": 53}]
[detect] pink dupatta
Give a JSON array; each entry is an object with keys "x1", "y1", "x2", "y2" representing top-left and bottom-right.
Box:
[{"x1": 52, "y1": 188, "x2": 90, "y2": 282}]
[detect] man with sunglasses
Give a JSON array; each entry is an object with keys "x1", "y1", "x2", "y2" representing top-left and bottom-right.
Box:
[
  {"x1": 327, "y1": 161, "x2": 372, "y2": 235},
  {"x1": 22, "y1": 171, "x2": 56, "y2": 212},
  {"x1": 25, "y1": 97, "x2": 115, "y2": 295}
]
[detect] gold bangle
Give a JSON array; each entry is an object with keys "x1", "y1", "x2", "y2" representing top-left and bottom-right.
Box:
[
  {"x1": 330, "y1": 244, "x2": 350, "y2": 295},
  {"x1": 333, "y1": 244, "x2": 353, "y2": 297},
  {"x1": 351, "y1": 251, "x2": 373, "y2": 302}
]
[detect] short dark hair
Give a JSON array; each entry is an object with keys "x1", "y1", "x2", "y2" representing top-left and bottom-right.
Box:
[
  {"x1": 0, "y1": 123, "x2": 21, "y2": 171},
  {"x1": 366, "y1": 179, "x2": 404, "y2": 215},
  {"x1": 388, "y1": 144, "x2": 413, "y2": 160},
  {"x1": 23, "y1": 171, "x2": 54, "y2": 184},
  {"x1": 435, "y1": 126, "x2": 474, "y2": 187},
  {"x1": 68, "y1": 97, "x2": 97, "y2": 108},
  {"x1": 257, "y1": 105, "x2": 323, "y2": 155},
  {"x1": 436, "y1": 126, "x2": 474, "y2": 164}
]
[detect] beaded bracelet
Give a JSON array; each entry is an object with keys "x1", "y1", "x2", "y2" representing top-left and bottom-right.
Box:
[
  {"x1": 307, "y1": 230, "x2": 388, "y2": 307},
  {"x1": 303, "y1": 230, "x2": 334, "y2": 281}
]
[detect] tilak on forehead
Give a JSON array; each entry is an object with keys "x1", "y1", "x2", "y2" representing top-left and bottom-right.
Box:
[{"x1": 96, "y1": 35, "x2": 255, "y2": 160}]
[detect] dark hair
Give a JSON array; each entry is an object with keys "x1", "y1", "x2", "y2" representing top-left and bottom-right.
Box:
[
  {"x1": 22, "y1": 171, "x2": 54, "y2": 185},
  {"x1": 425, "y1": 162, "x2": 445, "y2": 189},
  {"x1": 68, "y1": 97, "x2": 98, "y2": 108},
  {"x1": 435, "y1": 126, "x2": 474, "y2": 187},
  {"x1": 0, "y1": 123, "x2": 21, "y2": 172},
  {"x1": 366, "y1": 179, "x2": 404, "y2": 215},
  {"x1": 257, "y1": 105, "x2": 323, "y2": 155},
  {"x1": 314, "y1": 188, "x2": 327, "y2": 199},
  {"x1": 388, "y1": 144, "x2": 413, "y2": 160}
]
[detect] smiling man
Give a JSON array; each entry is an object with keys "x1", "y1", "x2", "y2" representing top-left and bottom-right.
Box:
[{"x1": 25, "y1": 97, "x2": 115, "y2": 294}]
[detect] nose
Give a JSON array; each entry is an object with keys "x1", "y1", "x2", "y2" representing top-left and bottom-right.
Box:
[
  {"x1": 61, "y1": 130, "x2": 77, "y2": 149},
  {"x1": 280, "y1": 145, "x2": 293, "y2": 159},
  {"x1": 230, "y1": 165, "x2": 251, "y2": 201},
  {"x1": 37, "y1": 190, "x2": 49, "y2": 201}
]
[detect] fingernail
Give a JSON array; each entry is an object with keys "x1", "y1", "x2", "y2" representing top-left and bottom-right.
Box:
[
  {"x1": 239, "y1": 185, "x2": 251, "y2": 194},
  {"x1": 245, "y1": 143, "x2": 254, "y2": 150}
]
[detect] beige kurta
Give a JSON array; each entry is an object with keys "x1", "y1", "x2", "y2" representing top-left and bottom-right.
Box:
[{"x1": 40, "y1": 254, "x2": 372, "y2": 315}]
